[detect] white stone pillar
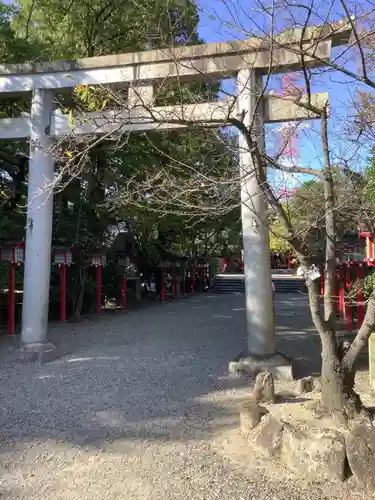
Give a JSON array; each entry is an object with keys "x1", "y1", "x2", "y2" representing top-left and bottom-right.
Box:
[
  {"x1": 236, "y1": 69, "x2": 276, "y2": 356},
  {"x1": 21, "y1": 89, "x2": 54, "y2": 346}
]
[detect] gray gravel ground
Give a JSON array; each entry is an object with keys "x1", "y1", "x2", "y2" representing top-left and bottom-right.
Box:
[{"x1": 0, "y1": 293, "x2": 371, "y2": 499}]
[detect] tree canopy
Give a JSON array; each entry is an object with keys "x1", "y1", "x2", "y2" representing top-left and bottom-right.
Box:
[{"x1": 0, "y1": 0, "x2": 240, "y2": 315}]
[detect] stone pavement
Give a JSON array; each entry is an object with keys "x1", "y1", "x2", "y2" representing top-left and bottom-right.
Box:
[{"x1": 0, "y1": 293, "x2": 369, "y2": 499}]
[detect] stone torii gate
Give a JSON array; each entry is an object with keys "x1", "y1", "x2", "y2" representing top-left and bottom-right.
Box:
[{"x1": 0, "y1": 20, "x2": 351, "y2": 363}]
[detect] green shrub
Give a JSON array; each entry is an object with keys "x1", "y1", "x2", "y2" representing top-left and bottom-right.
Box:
[{"x1": 364, "y1": 271, "x2": 375, "y2": 299}]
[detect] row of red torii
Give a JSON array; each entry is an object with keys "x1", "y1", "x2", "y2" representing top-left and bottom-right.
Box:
[{"x1": 0, "y1": 19, "x2": 353, "y2": 360}]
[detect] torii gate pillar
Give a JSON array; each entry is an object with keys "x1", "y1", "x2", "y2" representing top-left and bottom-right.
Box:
[
  {"x1": 230, "y1": 69, "x2": 292, "y2": 379},
  {"x1": 237, "y1": 69, "x2": 276, "y2": 356},
  {"x1": 21, "y1": 89, "x2": 55, "y2": 350}
]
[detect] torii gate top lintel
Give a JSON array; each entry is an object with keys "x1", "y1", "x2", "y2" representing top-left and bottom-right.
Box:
[{"x1": 0, "y1": 18, "x2": 352, "y2": 94}]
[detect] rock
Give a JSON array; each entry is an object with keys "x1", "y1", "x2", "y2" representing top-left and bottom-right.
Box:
[
  {"x1": 348, "y1": 408, "x2": 374, "y2": 431},
  {"x1": 312, "y1": 377, "x2": 322, "y2": 393},
  {"x1": 281, "y1": 424, "x2": 346, "y2": 481},
  {"x1": 296, "y1": 376, "x2": 313, "y2": 394},
  {"x1": 295, "y1": 376, "x2": 321, "y2": 394},
  {"x1": 250, "y1": 413, "x2": 347, "y2": 482},
  {"x1": 251, "y1": 414, "x2": 284, "y2": 457},
  {"x1": 346, "y1": 424, "x2": 375, "y2": 490},
  {"x1": 240, "y1": 402, "x2": 268, "y2": 435},
  {"x1": 252, "y1": 372, "x2": 276, "y2": 403}
]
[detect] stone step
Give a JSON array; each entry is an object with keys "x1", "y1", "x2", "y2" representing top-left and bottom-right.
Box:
[{"x1": 211, "y1": 275, "x2": 307, "y2": 294}]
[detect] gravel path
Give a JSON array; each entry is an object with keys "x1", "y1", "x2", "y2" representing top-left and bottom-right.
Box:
[{"x1": 0, "y1": 294, "x2": 370, "y2": 499}]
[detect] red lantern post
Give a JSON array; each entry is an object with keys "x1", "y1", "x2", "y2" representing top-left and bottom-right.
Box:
[
  {"x1": 118, "y1": 256, "x2": 129, "y2": 313},
  {"x1": 356, "y1": 263, "x2": 365, "y2": 328},
  {"x1": 333, "y1": 269, "x2": 338, "y2": 313},
  {"x1": 53, "y1": 247, "x2": 73, "y2": 322},
  {"x1": 174, "y1": 261, "x2": 182, "y2": 298},
  {"x1": 345, "y1": 262, "x2": 353, "y2": 330},
  {"x1": 8, "y1": 260, "x2": 15, "y2": 334},
  {"x1": 60, "y1": 265, "x2": 66, "y2": 321},
  {"x1": 338, "y1": 266, "x2": 345, "y2": 320},
  {"x1": 1, "y1": 242, "x2": 25, "y2": 335},
  {"x1": 91, "y1": 250, "x2": 106, "y2": 315}
]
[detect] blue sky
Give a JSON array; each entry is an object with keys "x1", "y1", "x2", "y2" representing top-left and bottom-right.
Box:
[{"x1": 194, "y1": 0, "x2": 371, "y2": 188}]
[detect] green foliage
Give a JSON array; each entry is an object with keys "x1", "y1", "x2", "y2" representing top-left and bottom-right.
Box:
[
  {"x1": 13, "y1": 0, "x2": 201, "y2": 59},
  {"x1": 0, "y1": 262, "x2": 22, "y2": 290},
  {"x1": 0, "y1": 3, "x2": 43, "y2": 62},
  {"x1": 0, "y1": 2, "x2": 38, "y2": 208},
  {"x1": 269, "y1": 219, "x2": 292, "y2": 253},
  {"x1": 73, "y1": 85, "x2": 114, "y2": 113},
  {"x1": 284, "y1": 172, "x2": 362, "y2": 258},
  {"x1": 0, "y1": 0, "x2": 240, "y2": 321},
  {"x1": 364, "y1": 272, "x2": 375, "y2": 299}
]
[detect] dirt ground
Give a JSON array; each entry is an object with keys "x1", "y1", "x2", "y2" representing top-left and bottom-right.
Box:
[{"x1": 0, "y1": 293, "x2": 373, "y2": 500}]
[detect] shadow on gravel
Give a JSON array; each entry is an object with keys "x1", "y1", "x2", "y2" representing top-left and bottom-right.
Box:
[{"x1": 0, "y1": 293, "x2": 353, "y2": 453}]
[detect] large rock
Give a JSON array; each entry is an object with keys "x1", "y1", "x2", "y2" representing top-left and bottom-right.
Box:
[
  {"x1": 296, "y1": 376, "x2": 322, "y2": 394},
  {"x1": 281, "y1": 424, "x2": 347, "y2": 481},
  {"x1": 250, "y1": 414, "x2": 284, "y2": 457},
  {"x1": 346, "y1": 424, "x2": 375, "y2": 490},
  {"x1": 252, "y1": 372, "x2": 276, "y2": 403},
  {"x1": 296, "y1": 376, "x2": 313, "y2": 394},
  {"x1": 312, "y1": 377, "x2": 322, "y2": 393},
  {"x1": 240, "y1": 402, "x2": 268, "y2": 436},
  {"x1": 250, "y1": 413, "x2": 346, "y2": 481}
]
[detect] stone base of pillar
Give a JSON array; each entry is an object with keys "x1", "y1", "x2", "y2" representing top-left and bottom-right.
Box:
[
  {"x1": 20, "y1": 341, "x2": 58, "y2": 365},
  {"x1": 229, "y1": 350, "x2": 293, "y2": 381}
]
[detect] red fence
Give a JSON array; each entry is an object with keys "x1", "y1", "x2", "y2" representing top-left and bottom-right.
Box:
[{"x1": 320, "y1": 261, "x2": 371, "y2": 331}]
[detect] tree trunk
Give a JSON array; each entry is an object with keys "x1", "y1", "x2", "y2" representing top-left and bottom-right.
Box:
[
  {"x1": 320, "y1": 337, "x2": 346, "y2": 411},
  {"x1": 307, "y1": 278, "x2": 359, "y2": 417},
  {"x1": 320, "y1": 350, "x2": 361, "y2": 422},
  {"x1": 72, "y1": 266, "x2": 88, "y2": 321}
]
